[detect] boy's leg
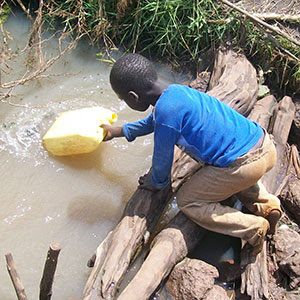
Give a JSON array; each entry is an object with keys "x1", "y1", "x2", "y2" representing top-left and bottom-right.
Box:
[
  {"x1": 176, "y1": 164, "x2": 269, "y2": 254},
  {"x1": 236, "y1": 180, "x2": 282, "y2": 234},
  {"x1": 176, "y1": 131, "x2": 280, "y2": 253}
]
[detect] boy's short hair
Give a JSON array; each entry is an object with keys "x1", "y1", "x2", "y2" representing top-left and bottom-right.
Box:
[{"x1": 110, "y1": 53, "x2": 157, "y2": 96}]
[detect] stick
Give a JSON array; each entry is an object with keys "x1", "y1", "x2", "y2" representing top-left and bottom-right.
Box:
[
  {"x1": 5, "y1": 252, "x2": 28, "y2": 300},
  {"x1": 39, "y1": 243, "x2": 61, "y2": 300},
  {"x1": 253, "y1": 13, "x2": 300, "y2": 22},
  {"x1": 220, "y1": 0, "x2": 300, "y2": 48}
]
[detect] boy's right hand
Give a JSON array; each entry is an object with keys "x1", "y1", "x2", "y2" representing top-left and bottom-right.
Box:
[{"x1": 100, "y1": 124, "x2": 124, "y2": 141}]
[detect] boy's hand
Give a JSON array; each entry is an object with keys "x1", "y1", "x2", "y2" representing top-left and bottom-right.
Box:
[
  {"x1": 101, "y1": 124, "x2": 124, "y2": 141},
  {"x1": 138, "y1": 174, "x2": 161, "y2": 192}
]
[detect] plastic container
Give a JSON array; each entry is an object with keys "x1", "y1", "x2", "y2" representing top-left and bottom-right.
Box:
[{"x1": 42, "y1": 106, "x2": 117, "y2": 156}]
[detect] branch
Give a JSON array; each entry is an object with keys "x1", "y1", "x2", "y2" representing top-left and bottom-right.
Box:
[
  {"x1": 220, "y1": 0, "x2": 300, "y2": 48},
  {"x1": 253, "y1": 13, "x2": 300, "y2": 23},
  {"x1": 5, "y1": 253, "x2": 28, "y2": 300},
  {"x1": 39, "y1": 243, "x2": 61, "y2": 300}
]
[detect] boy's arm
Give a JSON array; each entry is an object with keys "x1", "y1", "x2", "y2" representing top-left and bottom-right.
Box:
[
  {"x1": 139, "y1": 124, "x2": 179, "y2": 191},
  {"x1": 122, "y1": 112, "x2": 154, "y2": 142},
  {"x1": 101, "y1": 112, "x2": 154, "y2": 142}
]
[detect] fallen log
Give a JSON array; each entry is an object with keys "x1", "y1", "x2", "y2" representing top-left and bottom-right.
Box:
[
  {"x1": 84, "y1": 47, "x2": 259, "y2": 300},
  {"x1": 117, "y1": 213, "x2": 206, "y2": 300},
  {"x1": 83, "y1": 179, "x2": 173, "y2": 300},
  {"x1": 262, "y1": 96, "x2": 295, "y2": 194},
  {"x1": 39, "y1": 243, "x2": 61, "y2": 300},
  {"x1": 5, "y1": 252, "x2": 28, "y2": 300}
]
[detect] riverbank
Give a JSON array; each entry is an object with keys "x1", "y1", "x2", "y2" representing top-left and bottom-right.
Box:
[{"x1": 1, "y1": 0, "x2": 300, "y2": 98}]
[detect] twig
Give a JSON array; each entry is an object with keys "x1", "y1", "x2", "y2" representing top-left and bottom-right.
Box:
[
  {"x1": 5, "y1": 253, "x2": 28, "y2": 300},
  {"x1": 255, "y1": 23, "x2": 300, "y2": 63},
  {"x1": 39, "y1": 243, "x2": 61, "y2": 300},
  {"x1": 220, "y1": 0, "x2": 300, "y2": 48},
  {"x1": 0, "y1": 33, "x2": 82, "y2": 89},
  {"x1": 15, "y1": 0, "x2": 34, "y2": 22},
  {"x1": 253, "y1": 13, "x2": 300, "y2": 22}
]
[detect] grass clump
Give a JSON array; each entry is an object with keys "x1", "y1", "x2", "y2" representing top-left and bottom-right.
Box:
[{"x1": 5, "y1": 0, "x2": 300, "y2": 96}]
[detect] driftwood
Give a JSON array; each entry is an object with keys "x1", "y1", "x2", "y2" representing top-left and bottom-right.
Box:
[
  {"x1": 39, "y1": 243, "x2": 61, "y2": 300},
  {"x1": 117, "y1": 213, "x2": 206, "y2": 300},
  {"x1": 263, "y1": 96, "x2": 296, "y2": 194},
  {"x1": 83, "y1": 179, "x2": 173, "y2": 300},
  {"x1": 5, "y1": 253, "x2": 28, "y2": 300},
  {"x1": 207, "y1": 47, "x2": 258, "y2": 116}
]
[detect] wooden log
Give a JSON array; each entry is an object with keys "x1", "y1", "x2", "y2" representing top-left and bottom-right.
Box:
[
  {"x1": 83, "y1": 47, "x2": 259, "y2": 300},
  {"x1": 117, "y1": 213, "x2": 206, "y2": 300},
  {"x1": 39, "y1": 242, "x2": 61, "y2": 300},
  {"x1": 5, "y1": 252, "x2": 28, "y2": 300},
  {"x1": 207, "y1": 47, "x2": 258, "y2": 116},
  {"x1": 247, "y1": 95, "x2": 276, "y2": 129},
  {"x1": 83, "y1": 183, "x2": 173, "y2": 300},
  {"x1": 262, "y1": 96, "x2": 295, "y2": 194}
]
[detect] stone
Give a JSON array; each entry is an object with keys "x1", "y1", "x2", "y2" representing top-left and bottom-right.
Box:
[
  {"x1": 274, "y1": 227, "x2": 300, "y2": 289},
  {"x1": 280, "y1": 177, "x2": 300, "y2": 225},
  {"x1": 165, "y1": 258, "x2": 229, "y2": 300}
]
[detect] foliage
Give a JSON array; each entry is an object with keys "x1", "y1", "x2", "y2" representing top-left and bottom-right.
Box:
[
  {"x1": 7, "y1": 0, "x2": 300, "y2": 95},
  {"x1": 0, "y1": 2, "x2": 11, "y2": 25}
]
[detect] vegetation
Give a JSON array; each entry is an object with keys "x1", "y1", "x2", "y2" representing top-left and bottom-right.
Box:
[{"x1": 2, "y1": 0, "x2": 300, "y2": 96}]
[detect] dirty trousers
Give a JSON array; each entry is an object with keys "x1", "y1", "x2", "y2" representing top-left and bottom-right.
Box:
[{"x1": 176, "y1": 132, "x2": 283, "y2": 246}]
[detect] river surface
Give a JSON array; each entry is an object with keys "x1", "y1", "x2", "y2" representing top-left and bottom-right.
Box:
[{"x1": 0, "y1": 10, "x2": 184, "y2": 299}]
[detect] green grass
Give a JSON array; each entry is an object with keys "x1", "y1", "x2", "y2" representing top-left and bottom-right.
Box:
[{"x1": 5, "y1": 0, "x2": 300, "y2": 96}]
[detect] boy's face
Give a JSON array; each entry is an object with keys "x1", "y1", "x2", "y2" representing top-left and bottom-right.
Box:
[{"x1": 116, "y1": 90, "x2": 151, "y2": 112}]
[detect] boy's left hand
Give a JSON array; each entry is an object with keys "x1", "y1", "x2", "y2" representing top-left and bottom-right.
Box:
[{"x1": 138, "y1": 174, "x2": 160, "y2": 192}]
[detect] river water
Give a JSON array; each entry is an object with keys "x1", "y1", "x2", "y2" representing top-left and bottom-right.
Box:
[{"x1": 0, "y1": 10, "x2": 184, "y2": 299}]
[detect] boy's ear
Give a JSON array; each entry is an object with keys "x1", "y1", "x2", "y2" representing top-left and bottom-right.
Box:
[{"x1": 128, "y1": 91, "x2": 139, "y2": 102}]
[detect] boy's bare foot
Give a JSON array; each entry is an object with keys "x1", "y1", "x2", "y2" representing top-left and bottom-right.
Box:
[{"x1": 266, "y1": 209, "x2": 281, "y2": 235}]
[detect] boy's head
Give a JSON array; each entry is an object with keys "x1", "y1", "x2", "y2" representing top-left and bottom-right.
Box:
[{"x1": 110, "y1": 53, "x2": 159, "y2": 111}]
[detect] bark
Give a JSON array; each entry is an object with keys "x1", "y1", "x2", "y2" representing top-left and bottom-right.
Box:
[
  {"x1": 83, "y1": 180, "x2": 173, "y2": 300},
  {"x1": 39, "y1": 243, "x2": 61, "y2": 300},
  {"x1": 207, "y1": 47, "x2": 258, "y2": 116},
  {"x1": 5, "y1": 252, "x2": 28, "y2": 300},
  {"x1": 262, "y1": 96, "x2": 295, "y2": 194},
  {"x1": 117, "y1": 213, "x2": 206, "y2": 300}
]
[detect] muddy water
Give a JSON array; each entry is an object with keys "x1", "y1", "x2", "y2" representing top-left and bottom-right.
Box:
[{"x1": 0, "y1": 11, "x2": 182, "y2": 299}]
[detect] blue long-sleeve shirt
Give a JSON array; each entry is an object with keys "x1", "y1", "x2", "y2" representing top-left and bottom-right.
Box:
[{"x1": 122, "y1": 84, "x2": 263, "y2": 190}]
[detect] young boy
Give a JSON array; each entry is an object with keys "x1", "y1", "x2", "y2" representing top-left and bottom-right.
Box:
[{"x1": 102, "y1": 53, "x2": 282, "y2": 255}]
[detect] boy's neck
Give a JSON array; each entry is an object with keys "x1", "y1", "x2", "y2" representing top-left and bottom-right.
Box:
[{"x1": 147, "y1": 81, "x2": 168, "y2": 106}]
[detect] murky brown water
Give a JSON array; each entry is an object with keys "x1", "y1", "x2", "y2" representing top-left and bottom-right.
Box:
[{"x1": 0, "y1": 11, "x2": 171, "y2": 299}]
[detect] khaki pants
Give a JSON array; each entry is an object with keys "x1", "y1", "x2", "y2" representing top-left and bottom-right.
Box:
[{"x1": 176, "y1": 132, "x2": 283, "y2": 246}]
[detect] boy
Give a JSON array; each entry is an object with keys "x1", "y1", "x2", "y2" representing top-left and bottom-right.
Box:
[{"x1": 102, "y1": 53, "x2": 282, "y2": 255}]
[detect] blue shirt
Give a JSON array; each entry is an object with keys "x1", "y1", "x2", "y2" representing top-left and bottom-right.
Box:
[{"x1": 123, "y1": 84, "x2": 263, "y2": 189}]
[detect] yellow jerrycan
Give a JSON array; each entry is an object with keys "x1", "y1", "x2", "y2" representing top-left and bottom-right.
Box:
[{"x1": 42, "y1": 106, "x2": 117, "y2": 156}]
